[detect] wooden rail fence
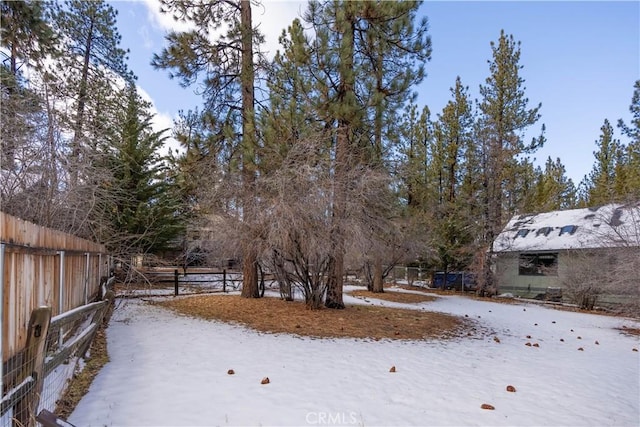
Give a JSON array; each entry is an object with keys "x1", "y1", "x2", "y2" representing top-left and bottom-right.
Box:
[{"x1": 1, "y1": 212, "x2": 110, "y2": 425}]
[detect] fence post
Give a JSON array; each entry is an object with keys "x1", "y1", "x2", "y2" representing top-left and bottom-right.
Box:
[
  {"x1": 174, "y1": 269, "x2": 179, "y2": 296},
  {"x1": 58, "y1": 251, "x2": 65, "y2": 349},
  {"x1": 0, "y1": 242, "x2": 5, "y2": 397},
  {"x1": 223, "y1": 269, "x2": 226, "y2": 293},
  {"x1": 14, "y1": 306, "x2": 52, "y2": 427},
  {"x1": 84, "y1": 252, "x2": 90, "y2": 305},
  {"x1": 98, "y1": 253, "x2": 103, "y2": 282}
]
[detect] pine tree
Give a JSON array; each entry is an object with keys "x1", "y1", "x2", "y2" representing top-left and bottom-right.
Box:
[
  {"x1": 583, "y1": 119, "x2": 623, "y2": 205},
  {"x1": 153, "y1": 0, "x2": 263, "y2": 298},
  {"x1": 358, "y1": 0, "x2": 431, "y2": 293},
  {"x1": 100, "y1": 84, "x2": 185, "y2": 255},
  {"x1": 433, "y1": 77, "x2": 474, "y2": 204},
  {"x1": 399, "y1": 103, "x2": 432, "y2": 211},
  {"x1": 50, "y1": 0, "x2": 132, "y2": 186},
  {"x1": 0, "y1": 0, "x2": 55, "y2": 170},
  {"x1": 261, "y1": 19, "x2": 319, "y2": 172},
  {"x1": 429, "y1": 77, "x2": 476, "y2": 278},
  {"x1": 0, "y1": 0, "x2": 54, "y2": 76},
  {"x1": 618, "y1": 80, "x2": 640, "y2": 199},
  {"x1": 477, "y1": 30, "x2": 543, "y2": 292},
  {"x1": 303, "y1": 0, "x2": 431, "y2": 305},
  {"x1": 256, "y1": 19, "x2": 333, "y2": 308},
  {"x1": 531, "y1": 157, "x2": 577, "y2": 211}
]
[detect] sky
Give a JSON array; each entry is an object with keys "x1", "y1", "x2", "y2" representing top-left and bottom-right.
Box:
[
  {"x1": 110, "y1": 0, "x2": 640, "y2": 186},
  {"x1": 65, "y1": 286, "x2": 640, "y2": 426}
]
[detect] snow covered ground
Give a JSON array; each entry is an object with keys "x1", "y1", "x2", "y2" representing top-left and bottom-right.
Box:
[{"x1": 69, "y1": 287, "x2": 639, "y2": 426}]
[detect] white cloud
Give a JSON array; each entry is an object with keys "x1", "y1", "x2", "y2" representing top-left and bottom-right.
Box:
[
  {"x1": 254, "y1": 0, "x2": 306, "y2": 59},
  {"x1": 141, "y1": 0, "x2": 305, "y2": 59},
  {"x1": 135, "y1": 0, "x2": 307, "y2": 158},
  {"x1": 142, "y1": 0, "x2": 194, "y2": 34},
  {"x1": 136, "y1": 83, "x2": 183, "y2": 156},
  {"x1": 155, "y1": 111, "x2": 183, "y2": 156},
  {"x1": 138, "y1": 25, "x2": 154, "y2": 50}
]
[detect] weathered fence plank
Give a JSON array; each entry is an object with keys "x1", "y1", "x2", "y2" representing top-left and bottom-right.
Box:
[
  {"x1": 1, "y1": 212, "x2": 108, "y2": 376},
  {"x1": 14, "y1": 307, "x2": 51, "y2": 427}
]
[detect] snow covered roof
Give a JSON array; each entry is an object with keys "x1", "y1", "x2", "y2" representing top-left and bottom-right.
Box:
[{"x1": 494, "y1": 202, "x2": 640, "y2": 252}]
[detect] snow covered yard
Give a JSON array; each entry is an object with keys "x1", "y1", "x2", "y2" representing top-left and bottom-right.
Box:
[{"x1": 69, "y1": 288, "x2": 639, "y2": 426}]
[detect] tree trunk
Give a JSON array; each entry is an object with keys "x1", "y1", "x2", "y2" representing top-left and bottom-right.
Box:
[
  {"x1": 326, "y1": 3, "x2": 356, "y2": 310},
  {"x1": 70, "y1": 16, "x2": 94, "y2": 187},
  {"x1": 241, "y1": 245, "x2": 260, "y2": 298},
  {"x1": 372, "y1": 256, "x2": 384, "y2": 293},
  {"x1": 325, "y1": 254, "x2": 345, "y2": 309},
  {"x1": 239, "y1": 0, "x2": 259, "y2": 298}
]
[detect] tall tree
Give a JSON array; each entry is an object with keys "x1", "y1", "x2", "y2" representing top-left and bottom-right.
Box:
[
  {"x1": 583, "y1": 119, "x2": 623, "y2": 205},
  {"x1": 0, "y1": 0, "x2": 54, "y2": 76},
  {"x1": 327, "y1": 0, "x2": 357, "y2": 308},
  {"x1": 303, "y1": 0, "x2": 430, "y2": 305},
  {"x1": 398, "y1": 103, "x2": 432, "y2": 211},
  {"x1": 153, "y1": 0, "x2": 263, "y2": 298},
  {"x1": 618, "y1": 80, "x2": 640, "y2": 199},
  {"x1": 530, "y1": 157, "x2": 577, "y2": 211},
  {"x1": 51, "y1": 0, "x2": 132, "y2": 186},
  {"x1": 433, "y1": 77, "x2": 474, "y2": 204},
  {"x1": 429, "y1": 77, "x2": 476, "y2": 279},
  {"x1": 359, "y1": 0, "x2": 431, "y2": 293},
  {"x1": 98, "y1": 84, "x2": 185, "y2": 256},
  {"x1": 0, "y1": 0, "x2": 55, "y2": 170},
  {"x1": 257, "y1": 19, "x2": 329, "y2": 307},
  {"x1": 477, "y1": 30, "x2": 544, "y2": 292}
]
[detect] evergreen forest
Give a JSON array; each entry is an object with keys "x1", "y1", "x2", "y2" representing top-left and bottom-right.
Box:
[{"x1": 2, "y1": 0, "x2": 638, "y2": 309}]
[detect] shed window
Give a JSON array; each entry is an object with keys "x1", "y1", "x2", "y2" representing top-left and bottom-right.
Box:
[
  {"x1": 559, "y1": 225, "x2": 578, "y2": 236},
  {"x1": 519, "y1": 253, "x2": 558, "y2": 276},
  {"x1": 536, "y1": 227, "x2": 553, "y2": 237}
]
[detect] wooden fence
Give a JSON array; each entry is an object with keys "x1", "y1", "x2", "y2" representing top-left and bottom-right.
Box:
[{"x1": 0, "y1": 212, "x2": 109, "y2": 377}]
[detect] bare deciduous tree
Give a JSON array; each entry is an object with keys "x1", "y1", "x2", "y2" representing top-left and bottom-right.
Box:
[{"x1": 562, "y1": 203, "x2": 640, "y2": 314}]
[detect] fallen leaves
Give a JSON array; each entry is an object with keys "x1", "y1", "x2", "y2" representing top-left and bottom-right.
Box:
[{"x1": 157, "y1": 294, "x2": 464, "y2": 340}]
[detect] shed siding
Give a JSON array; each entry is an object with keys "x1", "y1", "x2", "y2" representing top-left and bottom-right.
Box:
[{"x1": 496, "y1": 251, "x2": 570, "y2": 298}]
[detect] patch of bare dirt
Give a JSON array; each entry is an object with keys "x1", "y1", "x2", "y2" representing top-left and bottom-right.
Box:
[{"x1": 157, "y1": 294, "x2": 471, "y2": 341}]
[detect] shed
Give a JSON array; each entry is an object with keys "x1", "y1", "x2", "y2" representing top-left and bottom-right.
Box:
[{"x1": 493, "y1": 202, "x2": 640, "y2": 303}]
